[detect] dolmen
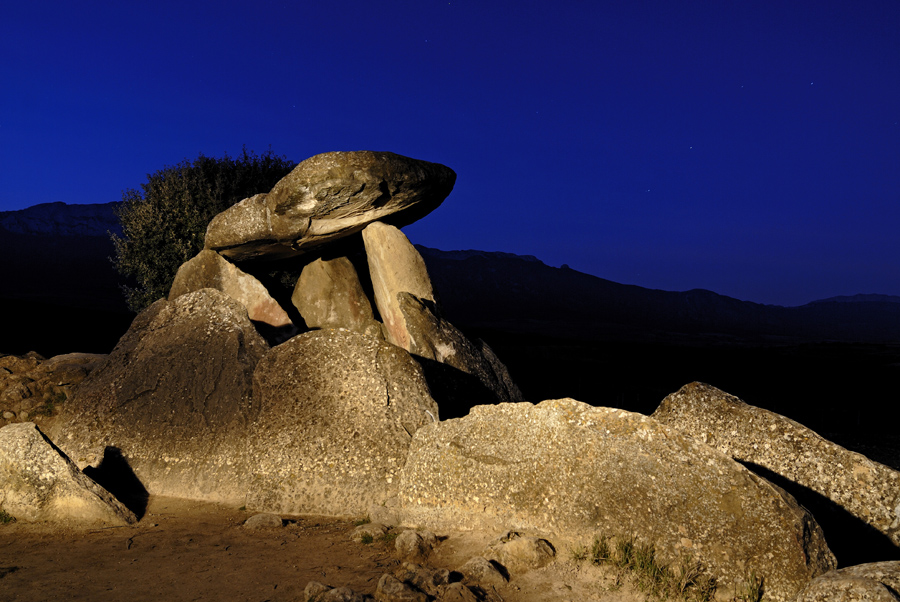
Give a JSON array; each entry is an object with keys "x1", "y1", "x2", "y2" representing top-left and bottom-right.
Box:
[{"x1": 2, "y1": 150, "x2": 897, "y2": 600}]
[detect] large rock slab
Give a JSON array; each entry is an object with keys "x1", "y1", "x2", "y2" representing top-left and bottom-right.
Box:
[
  {"x1": 50, "y1": 288, "x2": 269, "y2": 499},
  {"x1": 292, "y1": 256, "x2": 383, "y2": 339},
  {"x1": 363, "y1": 222, "x2": 522, "y2": 409},
  {"x1": 169, "y1": 249, "x2": 293, "y2": 331},
  {"x1": 652, "y1": 382, "x2": 900, "y2": 563},
  {"x1": 205, "y1": 151, "x2": 456, "y2": 261},
  {"x1": 399, "y1": 399, "x2": 836, "y2": 601},
  {"x1": 246, "y1": 329, "x2": 439, "y2": 515},
  {"x1": 362, "y1": 221, "x2": 436, "y2": 351},
  {"x1": 796, "y1": 562, "x2": 900, "y2": 602},
  {"x1": 0, "y1": 422, "x2": 136, "y2": 525}
]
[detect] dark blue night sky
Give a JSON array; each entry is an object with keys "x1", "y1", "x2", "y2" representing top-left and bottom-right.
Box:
[{"x1": 2, "y1": 1, "x2": 897, "y2": 306}]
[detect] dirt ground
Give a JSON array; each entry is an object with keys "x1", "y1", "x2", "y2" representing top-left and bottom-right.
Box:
[{"x1": 0, "y1": 496, "x2": 646, "y2": 602}]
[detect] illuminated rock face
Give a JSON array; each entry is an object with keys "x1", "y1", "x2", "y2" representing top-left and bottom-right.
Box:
[
  {"x1": 0, "y1": 421, "x2": 136, "y2": 525},
  {"x1": 204, "y1": 150, "x2": 456, "y2": 262},
  {"x1": 291, "y1": 256, "x2": 383, "y2": 340},
  {"x1": 169, "y1": 249, "x2": 293, "y2": 332},
  {"x1": 399, "y1": 399, "x2": 837, "y2": 602},
  {"x1": 652, "y1": 382, "x2": 900, "y2": 564}
]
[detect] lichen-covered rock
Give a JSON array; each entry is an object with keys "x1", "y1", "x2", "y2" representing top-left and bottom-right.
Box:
[
  {"x1": 399, "y1": 399, "x2": 836, "y2": 601},
  {"x1": 292, "y1": 256, "x2": 383, "y2": 339},
  {"x1": 652, "y1": 382, "x2": 900, "y2": 560},
  {"x1": 246, "y1": 329, "x2": 439, "y2": 515},
  {"x1": 796, "y1": 562, "x2": 900, "y2": 602},
  {"x1": 50, "y1": 289, "x2": 269, "y2": 500},
  {"x1": 205, "y1": 151, "x2": 455, "y2": 261},
  {"x1": 0, "y1": 422, "x2": 135, "y2": 525},
  {"x1": 168, "y1": 249, "x2": 293, "y2": 332}
]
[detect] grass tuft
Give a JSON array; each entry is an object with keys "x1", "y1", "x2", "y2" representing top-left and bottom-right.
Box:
[
  {"x1": 572, "y1": 533, "x2": 717, "y2": 602},
  {"x1": 0, "y1": 510, "x2": 15, "y2": 525}
]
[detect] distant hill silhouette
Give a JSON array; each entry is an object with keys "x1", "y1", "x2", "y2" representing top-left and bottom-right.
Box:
[
  {"x1": 416, "y1": 246, "x2": 900, "y2": 344},
  {"x1": 2, "y1": 201, "x2": 900, "y2": 355}
]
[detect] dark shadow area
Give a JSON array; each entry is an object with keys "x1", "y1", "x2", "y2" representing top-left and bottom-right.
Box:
[
  {"x1": 83, "y1": 447, "x2": 150, "y2": 520},
  {"x1": 0, "y1": 567, "x2": 20, "y2": 579},
  {"x1": 737, "y1": 460, "x2": 900, "y2": 567},
  {"x1": 414, "y1": 357, "x2": 502, "y2": 420}
]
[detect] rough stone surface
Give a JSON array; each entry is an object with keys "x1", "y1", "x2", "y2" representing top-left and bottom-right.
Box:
[
  {"x1": 351, "y1": 522, "x2": 388, "y2": 542},
  {"x1": 305, "y1": 581, "x2": 373, "y2": 602},
  {"x1": 49, "y1": 289, "x2": 269, "y2": 500},
  {"x1": 362, "y1": 221, "x2": 436, "y2": 351},
  {"x1": 243, "y1": 513, "x2": 283, "y2": 529},
  {"x1": 169, "y1": 249, "x2": 293, "y2": 330},
  {"x1": 0, "y1": 352, "x2": 106, "y2": 425},
  {"x1": 484, "y1": 531, "x2": 556, "y2": 573},
  {"x1": 363, "y1": 222, "x2": 522, "y2": 407},
  {"x1": 796, "y1": 562, "x2": 900, "y2": 602},
  {"x1": 399, "y1": 399, "x2": 836, "y2": 602},
  {"x1": 436, "y1": 583, "x2": 479, "y2": 602},
  {"x1": 246, "y1": 329, "x2": 439, "y2": 516},
  {"x1": 394, "y1": 529, "x2": 438, "y2": 563},
  {"x1": 392, "y1": 563, "x2": 451, "y2": 598},
  {"x1": 460, "y1": 557, "x2": 508, "y2": 588},
  {"x1": 292, "y1": 256, "x2": 383, "y2": 339},
  {"x1": 0, "y1": 422, "x2": 136, "y2": 525},
  {"x1": 374, "y1": 573, "x2": 428, "y2": 602},
  {"x1": 205, "y1": 151, "x2": 456, "y2": 261},
  {"x1": 652, "y1": 382, "x2": 900, "y2": 555}
]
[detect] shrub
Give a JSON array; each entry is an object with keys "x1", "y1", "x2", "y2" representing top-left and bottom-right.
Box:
[{"x1": 112, "y1": 147, "x2": 295, "y2": 311}]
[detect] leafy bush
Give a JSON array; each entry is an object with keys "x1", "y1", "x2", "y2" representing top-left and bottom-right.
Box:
[{"x1": 112, "y1": 147, "x2": 295, "y2": 311}]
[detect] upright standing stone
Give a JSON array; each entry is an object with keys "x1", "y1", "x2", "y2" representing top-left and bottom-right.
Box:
[
  {"x1": 362, "y1": 221, "x2": 435, "y2": 351},
  {"x1": 363, "y1": 222, "x2": 523, "y2": 407},
  {"x1": 291, "y1": 256, "x2": 383, "y2": 339},
  {"x1": 205, "y1": 151, "x2": 456, "y2": 261}
]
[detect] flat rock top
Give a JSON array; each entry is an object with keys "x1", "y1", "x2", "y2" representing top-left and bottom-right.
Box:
[{"x1": 206, "y1": 151, "x2": 456, "y2": 261}]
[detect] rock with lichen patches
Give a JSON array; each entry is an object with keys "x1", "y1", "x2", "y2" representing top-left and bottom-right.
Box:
[
  {"x1": 652, "y1": 382, "x2": 900, "y2": 558},
  {"x1": 399, "y1": 399, "x2": 836, "y2": 602},
  {"x1": 0, "y1": 422, "x2": 136, "y2": 525},
  {"x1": 204, "y1": 151, "x2": 455, "y2": 261},
  {"x1": 796, "y1": 561, "x2": 900, "y2": 602},
  {"x1": 246, "y1": 329, "x2": 439, "y2": 516}
]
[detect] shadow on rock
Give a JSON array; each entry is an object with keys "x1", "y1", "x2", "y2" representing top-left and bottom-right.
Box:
[
  {"x1": 84, "y1": 447, "x2": 149, "y2": 519},
  {"x1": 415, "y1": 357, "x2": 502, "y2": 419},
  {"x1": 739, "y1": 460, "x2": 900, "y2": 567}
]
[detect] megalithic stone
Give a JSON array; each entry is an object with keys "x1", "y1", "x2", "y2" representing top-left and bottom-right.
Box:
[{"x1": 205, "y1": 151, "x2": 456, "y2": 261}]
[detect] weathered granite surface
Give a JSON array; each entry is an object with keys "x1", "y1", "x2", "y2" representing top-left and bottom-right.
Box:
[
  {"x1": 0, "y1": 422, "x2": 136, "y2": 525},
  {"x1": 246, "y1": 329, "x2": 439, "y2": 515},
  {"x1": 205, "y1": 151, "x2": 455, "y2": 261},
  {"x1": 399, "y1": 399, "x2": 836, "y2": 601},
  {"x1": 796, "y1": 561, "x2": 900, "y2": 602},
  {"x1": 652, "y1": 382, "x2": 900, "y2": 554},
  {"x1": 292, "y1": 256, "x2": 383, "y2": 339},
  {"x1": 169, "y1": 249, "x2": 293, "y2": 330}
]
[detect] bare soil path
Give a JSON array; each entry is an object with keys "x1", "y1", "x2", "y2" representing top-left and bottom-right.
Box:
[{"x1": 0, "y1": 496, "x2": 644, "y2": 602}]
